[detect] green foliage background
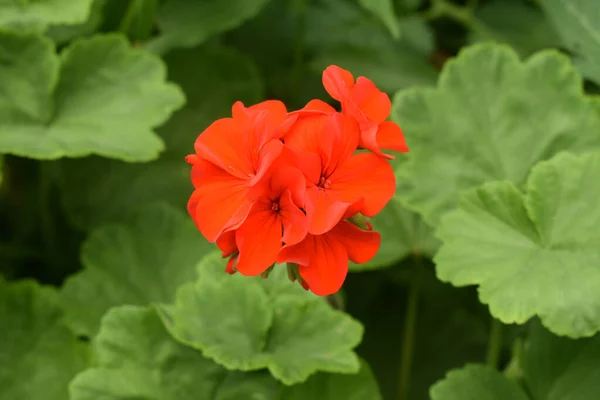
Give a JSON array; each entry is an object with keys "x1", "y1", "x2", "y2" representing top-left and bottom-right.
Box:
[{"x1": 2, "y1": 0, "x2": 600, "y2": 399}]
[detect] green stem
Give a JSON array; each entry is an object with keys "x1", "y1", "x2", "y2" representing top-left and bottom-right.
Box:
[
  {"x1": 119, "y1": 0, "x2": 142, "y2": 35},
  {"x1": 398, "y1": 255, "x2": 421, "y2": 400},
  {"x1": 486, "y1": 317, "x2": 503, "y2": 368},
  {"x1": 38, "y1": 162, "x2": 58, "y2": 267}
]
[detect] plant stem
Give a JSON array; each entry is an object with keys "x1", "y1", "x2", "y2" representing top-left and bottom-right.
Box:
[
  {"x1": 398, "y1": 254, "x2": 421, "y2": 400},
  {"x1": 486, "y1": 317, "x2": 503, "y2": 368},
  {"x1": 119, "y1": 0, "x2": 142, "y2": 35},
  {"x1": 38, "y1": 162, "x2": 58, "y2": 268}
]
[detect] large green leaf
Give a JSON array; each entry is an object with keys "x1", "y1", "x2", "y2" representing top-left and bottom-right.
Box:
[
  {"x1": 69, "y1": 305, "x2": 281, "y2": 400},
  {"x1": 540, "y1": 0, "x2": 600, "y2": 84},
  {"x1": 435, "y1": 152, "x2": 600, "y2": 338},
  {"x1": 357, "y1": 0, "x2": 400, "y2": 39},
  {"x1": 0, "y1": 32, "x2": 184, "y2": 161},
  {"x1": 145, "y1": 0, "x2": 274, "y2": 55},
  {"x1": 0, "y1": 277, "x2": 89, "y2": 400},
  {"x1": 470, "y1": 0, "x2": 560, "y2": 57},
  {"x1": 392, "y1": 43, "x2": 600, "y2": 225},
  {"x1": 161, "y1": 267, "x2": 364, "y2": 385},
  {"x1": 308, "y1": 1, "x2": 437, "y2": 93},
  {"x1": 281, "y1": 359, "x2": 382, "y2": 399},
  {"x1": 430, "y1": 364, "x2": 528, "y2": 400},
  {"x1": 45, "y1": 0, "x2": 107, "y2": 44},
  {"x1": 60, "y1": 203, "x2": 213, "y2": 337},
  {"x1": 58, "y1": 45, "x2": 263, "y2": 230},
  {"x1": 0, "y1": 0, "x2": 93, "y2": 30},
  {"x1": 522, "y1": 322, "x2": 600, "y2": 400}
]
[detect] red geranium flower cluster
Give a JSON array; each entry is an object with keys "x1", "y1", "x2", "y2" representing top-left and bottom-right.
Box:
[{"x1": 186, "y1": 66, "x2": 408, "y2": 296}]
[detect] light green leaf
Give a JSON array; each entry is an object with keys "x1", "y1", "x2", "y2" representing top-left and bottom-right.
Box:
[
  {"x1": 195, "y1": 251, "x2": 313, "y2": 301},
  {"x1": 45, "y1": 0, "x2": 106, "y2": 44},
  {"x1": 470, "y1": 0, "x2": 560, "y2": 57},
  {"x1": 0, "y1": 32, "x2": 184, "y2": 161},
  {"x1": 0, "y1": 0, "x2": 93, "y2": 30},
  {"x1": 392, "y1": 43, "x2": 600, "y2": 225},
  {"x1": 540, "y1": 0, "x2": 600, "y2": 84},
  {"x1": 161, "y1": 277, "x2": 363, "y2": 385},
  {"x1": 435, "y1": 152, "x2": 600, "y2": 338},
  {"x1": 429, "y1": 364, "x2": 528, "y2": 400},
  {"x1": 145, "y1": 0, "x2": 273, "y2": 55},
  {"x1": 281, "y1": 359, "x2": 382, "y2": 399},
  {"x1": 60, "y1": 203, "x2": 213, "y2": 337},
  {"x1": 351, "y1": 196, "x2": 439, "y2": 271},
  {"x1": 69, "y1": 305, "x2": 280, "y2": 400},
  {"x1": 357, "y1": 0, "x2": 400, "y2": 39},
  {"x1": 0, "y1": 277, "x2": 89, "y2": 400},
  {"x1": 522, "y1": 321, "x2": 600, "y2": 400},
  {"x1": 58, "y1": 45, "x2": 263, "y2": 230},
  {"x1": 308, "y1": 6, "x2": 437, "y2": 92}
]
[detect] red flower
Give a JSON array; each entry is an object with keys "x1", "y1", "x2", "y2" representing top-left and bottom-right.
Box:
[
  {"x1": 186, "y1": 100, "x2": 293, "y2": 242},
  {"x1": 284, "y1": 113, "x2": 396, "y2": 235},
  {"x1": 234, "y1": 163, "x2": 307, "y2": 276},
  {"x1": 321, "y1": 65, "x2": 408, "y2": 159},
  {"x1": 187, "y1": 65, "x2": 405, "y2": 296},
  {"x1": 277, "y1": 220, "x2": 381, "y2": 296}
]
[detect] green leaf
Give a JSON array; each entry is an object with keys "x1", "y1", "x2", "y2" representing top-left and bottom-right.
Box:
[
  {"x1": 392, "y1": 43, "x2": 600, "y2": 225},
  {"x1": 357, "y1": 0, "x2": 400, "y2": 39},
  {"x1": 429, "y1": 364, "x2": 528, "y2": 400},
  {"x1": 45, "y1": 0, "x2": 107, "y2": 44},
  {"x1": 351, "y1": 196, "x2": 439, "y2": 271},
  {"x1": 69, "y1": 305, "x2": 281, "y2": 400},
  {"x1": 308, "y1": 4, "x2": 437, "y2": 93},
  {"x1": 145, "y1": 0, "x2": 274, "y2": 55},
  {"x1": 281, "y1": 359, "x2": 382, "y2": 399},
  {"x1": 60, "y1": 203, "x2": 213, "y2": 337},
  {"x1": 522, "y1": 321, "x2": 600, "y2": 400},
  {"x1": 0, "y1": 0, "x2": 94, "y2": 30},
  {"x1": 161, "y1": 275, "x2": 363, "y2": 385},
  {"x1": 470, "y1": 0, "x2": 560, "y2": 57},
  {"x1": 0, "y1": 277, "x2": 89, "y2": 400},
  {"x1": 540, "y1": 0, "x2": 600, "y2": 84},
  {"x1": 0, "y1": 32, "x2": 184, "y2": 161},
  {"x1": 435, "y1": 151, "x2": 600, "y2": 338},
  {"x1": 58, "y1": 45, "x2": 263, "y2": 230},
  {"x1": 430, "y1": 322, "x2": 600, "y2": 400}
]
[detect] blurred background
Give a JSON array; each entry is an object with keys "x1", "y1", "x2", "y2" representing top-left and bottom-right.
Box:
[{"x1": 0, "y1": 0, "x2": 578, "y2": 398}]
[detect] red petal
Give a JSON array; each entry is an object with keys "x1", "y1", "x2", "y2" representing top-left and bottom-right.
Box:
[
  {"x1": 216, "y1": 231, "x2": 237, "y2": 257},
  {"x1": 298, "y1": 234, "x2": 349, "y2": 296},
  {"x1": 305, "y1": 186, "x2": 352, "y2": 235},
  {"x1": 188, "y1": 160, "x2": 252, "y2": 242},
  {"x1": 267, "y1": 165, "x2": 307, "y2": 208},
  {"x1": 284, "y1": 113, "x2": 332, "y2": 162},
  {"x1": 235, "y1": 209, "x2": 282, "y2": 276},
  {"x1": 249, "y1": 138, "x2": 284, "y2": 186},
  {"x1": 293, "y1": 99, "x2": 337, "y2": 115},
  {"x1": 323, "y1": 113, "x2": 360, "y2": 177},
  {"x1": 330, "y1": 152, "x2": 395, "y2": 216},
  {"x1": 351, "y1": 77, "x2": 391, "y2": 124},
  {"x1": 330, "y1": 221, "x2": 380, "y2": 264},
  {"x1": 377, "y1": 121, "x2": 409, "y2": 153},
  {"x1": 279, "y1": 189, "x2": 308, "y2": 246},
  {"x1": 194, "y1": 118, "x2": 252, "y2": 180},
  {"x1": 232, "y1": 100, "x2": 288, "y2": 121},
  {"x1": 322, "y1": 65, "x2": 355, "y2": 101}
]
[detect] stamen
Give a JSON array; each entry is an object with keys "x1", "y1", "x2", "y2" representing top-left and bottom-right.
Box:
[
  {"x1": 318, "y1": 176, "x2": 331, "y2": 189},
  {"x1": 271, "y1": 202, "x2": 280, "y2": 211}
]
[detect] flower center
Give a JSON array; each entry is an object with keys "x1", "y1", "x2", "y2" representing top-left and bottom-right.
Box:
[
  {"x1": 271, "y1": 202, "x2": 280, "y2": 212},
  {"x1": 318, "y1": 176, "x2": 331, "y2": 189}
]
